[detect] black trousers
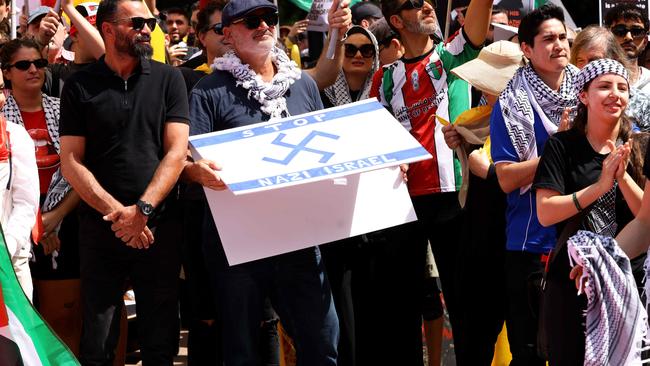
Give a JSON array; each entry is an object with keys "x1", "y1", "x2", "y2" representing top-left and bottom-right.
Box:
[
  {"x1": 504, "y1": 251, "x2": 546, "y2": 366},
  {"x1": 411, "y1": 192, "x2": 463, "y2": 340},
  {"x1": 78, "y1": 208, "x2": 181, "y2": 366},
  {"x1": 180, "y1": 199, "x2": 221, "y2": 366},
  {"x1": 353, "y1": 222, "x2": 427, "y2": 366},
  {"x1": 454, "y1": 173, "x2": 508, "y2": 366}
]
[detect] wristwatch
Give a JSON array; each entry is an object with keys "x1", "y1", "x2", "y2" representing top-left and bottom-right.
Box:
[{"x1": 136, "y1": 200, "x2": 154, "y2": 217}]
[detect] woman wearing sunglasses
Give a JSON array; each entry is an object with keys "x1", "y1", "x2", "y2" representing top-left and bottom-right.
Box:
[
  {"x1": 0, "y1": 38, "x2": 81, "y2": 353},
  {"x1": 321, "y1": 26, "x2": 379, "y2": 108}
]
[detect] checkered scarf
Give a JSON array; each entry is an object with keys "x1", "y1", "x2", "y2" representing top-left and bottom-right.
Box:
[
  {"x1": 3, "y1": 93, "x2": 70, "y2": 213},
  {"x1": 213, "y1": 45, "x2": 302, "y2": 119},
  {"x1": 574, "y1": 59, "x2": 629, "y2": 95},
  {"x1": 567, "y1": 230, "x2": 648, "y2": 366},
  {"x1": 499, "y1": 63, "x2": 579, "y2": 193}
]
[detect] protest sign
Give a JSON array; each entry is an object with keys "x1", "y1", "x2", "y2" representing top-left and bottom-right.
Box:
[
  {"x1": 306, "y1": 0, "x2": 333, "y2": 32},
  {"x1": 190, "y1": 99, "x2": 431, "y2": 195},
  {"x1": 189, "y1": 99, "x2": 431, "y2": 265}
]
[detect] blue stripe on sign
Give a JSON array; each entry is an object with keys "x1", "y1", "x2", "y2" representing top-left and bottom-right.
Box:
[
  {"x1": 190, "y1": 101, "x2": 384, "y2": 148},
  {"x1": 228, "y1": 147, "x2": 430, "y2": 192}
]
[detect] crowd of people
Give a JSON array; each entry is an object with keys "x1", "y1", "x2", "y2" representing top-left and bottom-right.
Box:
[{"x1": 3, "y1": 0, "x2": 650, "y2": 365}]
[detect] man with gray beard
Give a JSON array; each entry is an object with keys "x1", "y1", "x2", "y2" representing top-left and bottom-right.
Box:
[
  {"x1": 369, "y1": 0, "x2": 493, "y2": 359},
  {"x1": 58, "y1": 0, "x2": 190, "y2": 364}
]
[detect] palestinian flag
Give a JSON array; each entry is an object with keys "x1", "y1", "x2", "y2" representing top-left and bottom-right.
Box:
[{"x1": 0, "y1": 227, "x2": 79, "y2": 366}]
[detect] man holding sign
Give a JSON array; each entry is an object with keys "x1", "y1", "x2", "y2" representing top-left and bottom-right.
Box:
[
  {"x1": 183, "y1": 0, "x2": 351, "y2": 365},
  {"x1": 370, "y1": 0, "x2": 493, "y2": 354}
]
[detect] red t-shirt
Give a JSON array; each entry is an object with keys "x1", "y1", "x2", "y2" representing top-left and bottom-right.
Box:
[{"x1": 21, "y1": 110, "x2": 59, "y2": 194}]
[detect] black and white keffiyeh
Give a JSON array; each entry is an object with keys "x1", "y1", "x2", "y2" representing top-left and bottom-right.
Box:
[
  {"x1": 212, "y1": 45, "x2": 302, "y2": 118},
  {"x1": 499, "y1": 63, "x2": 579, "y2": 192},
  {"x1": 574, "y1": 59, "x2": 629, "y2": 95},
  {"x1": 567, "y1": 231, "x2": 648, "y2": 366},
  {"x1": 3, "y1": 93, "x2": 70, "y2": 213}
]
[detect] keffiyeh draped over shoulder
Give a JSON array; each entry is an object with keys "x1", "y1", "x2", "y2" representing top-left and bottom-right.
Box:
[
  {"x1": 212, "y1": 45, "x2": 302, "y2": 119},
  {"x1": 567, "y1": 230, "x2": 648, "y2": 366},
  {"x1": 3, "y1": 93, "x2": 70, "y2": 213},
  {"x1": 499, "y1": 63, "x2": 579, "y2": 192}
]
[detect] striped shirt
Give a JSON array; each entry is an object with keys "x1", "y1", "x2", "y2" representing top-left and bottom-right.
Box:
[{"x1": 370, "y1": 30, "x2": 479, "y2": 196}]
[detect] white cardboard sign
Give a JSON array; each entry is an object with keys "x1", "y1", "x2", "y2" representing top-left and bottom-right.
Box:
[
  {"x1": 189, "y1": 99, "x2": 431, "y2": 195},
  {"x1": 189, "y1": 99, "x2": 431, "y2": 265}
]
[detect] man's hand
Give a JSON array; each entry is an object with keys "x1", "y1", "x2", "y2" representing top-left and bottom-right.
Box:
[
  {"x1": 328, "y1": 0, "x2": 352, "y2": 40},
  {"x1": 168, "y1": 43, "x2": 188, "y2": 66},
  {"x1": 126, "y1": 226, "x2": 155, "y2": 249},
  {"x1": 103, "y1": 205, "x2": 150, "y2": 246},
  {"x1": 37, "y1": 10, "x2": 61, "y2": 45},
  {"x1": 399, "y1": 164, "x2": 409, "y2": 183},
  {"x1": 442, "y1": 123, "x2": 463, "y2": 149},
  {"x1": 185, "y1": 159, "x2": 227, "y2": 191},
  {"x1": 468, "y1": 149, "x2": 491, "y2": 179}
]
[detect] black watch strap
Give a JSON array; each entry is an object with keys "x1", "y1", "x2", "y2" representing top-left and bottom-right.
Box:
[{"x1": 136, "y1": 200, "x2": 154, "y2": 217}]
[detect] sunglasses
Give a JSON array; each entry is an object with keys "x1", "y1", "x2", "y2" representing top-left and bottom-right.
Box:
[
  {"x1": 611, "y1": 24, "x2": 647, "y2": 40},
  {"x1": 4, "y1": 58, "x2": 48, "y2": 71},
  {"x1": 212, "y1": 22, "x2": 223, "y2": 35},
  {"x1": 232, "y1": 12, "x2": 279, "y2": 30},
  {"x1": 114, "y1": 17, "x2": 157, "y2": 31},
  {"x1": 344, "y1": 44, "x2": 376, "y2": 58},
  {"x1": 394, "y1": 0, "x2": 437, "y2": 14}
]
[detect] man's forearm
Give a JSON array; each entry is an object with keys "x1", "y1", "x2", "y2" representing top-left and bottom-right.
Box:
[
  {"x1": 140, "y1": 123, "x2": 189, "y2": 207},
  {"x1": 495, "y1": 158, "x2": 540, "y2": 194},
  {"x1": 139, "y1": 148, "x2": 186, "y2": 208},
  {"x1": 62, "y1": 159, "x2": 123, "y2": 215}
]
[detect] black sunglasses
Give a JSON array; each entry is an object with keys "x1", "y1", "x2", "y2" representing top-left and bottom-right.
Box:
[
  {"x1": 4, "y1": 58, "x2": 48, "y2": 71},
  {"x1": 611, "y1": 24, "x2": 647, "y2": 40},
  {"x1": 212, "y1": 22, "x2": 223, "y2": 35},
  {"x1": 232, "y1": 12, "x2": 279, "y2": 30},
  {"x1": 114, "y1": 17, "x2": 157, "y2": 31},
  {"x1": 394, "y1": 0, "x2": 437, "y2": 14},
  {"x1": 344, "y1": 44, "x2": 376, "y2": 58}
]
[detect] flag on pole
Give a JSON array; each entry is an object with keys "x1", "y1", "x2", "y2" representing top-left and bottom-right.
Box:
[{"x1": 0, "y1": 227, "x2": 79, "y2": 366}]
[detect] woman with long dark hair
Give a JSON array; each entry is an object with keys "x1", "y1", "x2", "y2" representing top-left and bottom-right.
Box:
[{"x1": 533, "y1": 58, "x2": 644, "y2": 365}]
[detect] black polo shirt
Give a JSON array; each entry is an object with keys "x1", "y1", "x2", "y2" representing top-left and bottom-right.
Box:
[{"x1": 59, "y1": 56, "x2": 189, "y2": 207}]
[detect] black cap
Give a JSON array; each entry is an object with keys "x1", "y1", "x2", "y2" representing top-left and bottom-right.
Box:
[
  {"x1": 351, "y1": 2, "x2": 382, "y2": 25},
  {"x1": 222, "y1": 0, "x2": 277, "y2": 26}
]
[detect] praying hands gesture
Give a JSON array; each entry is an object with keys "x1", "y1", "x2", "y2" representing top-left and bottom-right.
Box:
[{"x1": 596, "y1": 139, "x2": 631, "y2": 195}]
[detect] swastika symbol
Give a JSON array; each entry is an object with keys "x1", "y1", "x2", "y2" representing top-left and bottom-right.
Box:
[{"x1": 262, "y1": 130, "x2": 339, "y2": 165}]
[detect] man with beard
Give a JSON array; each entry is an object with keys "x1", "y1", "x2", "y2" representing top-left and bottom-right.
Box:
[
  {"x1": 58, "y1": 0, "x2": 189, "y2": 364},
  {"x1": 605, "y1": 4, "x2": 650, "y2": 92},
  {"x1": 165, "y1": 7, "x2": 199, "y2": 66},
  {"x1": 369, "y1": 0, "x2": 492, "y2": 360},
  {"x1": 183, "y1": 0, "x2": 348, "y2": 364}
]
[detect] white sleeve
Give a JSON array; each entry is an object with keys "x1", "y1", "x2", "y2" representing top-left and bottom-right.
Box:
[{"x1": 4, "y1": 122, "x2": 39, "y2": 257}]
